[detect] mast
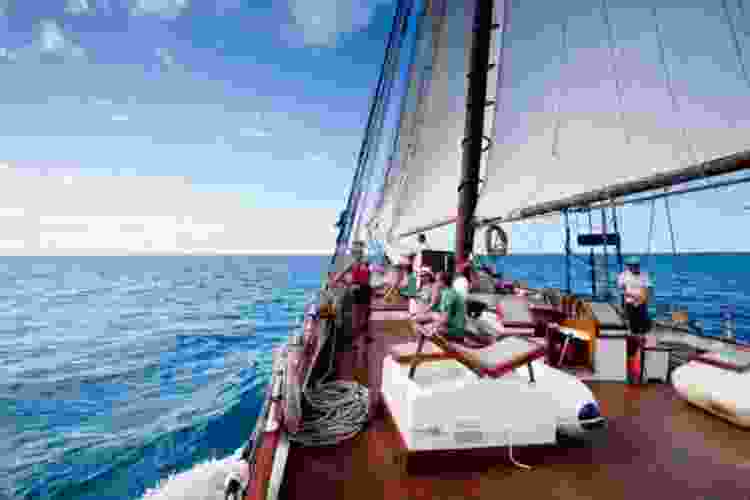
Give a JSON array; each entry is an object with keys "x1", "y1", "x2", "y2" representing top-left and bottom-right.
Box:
[{"x1": 455, "y1": 0, "x2": 495, "y2": 267}]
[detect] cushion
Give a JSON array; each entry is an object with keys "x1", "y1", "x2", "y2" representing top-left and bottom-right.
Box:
[
  {"x1": 468, "y1": 311, "x2": 536, "y2": 337},
  {"x1": 589, "y1": 302, "x2": 627, "y2": 329},
  {"x1": 692, "y1": 349, "x2": 750, "y2": 373},
  {"x1": 445, "y1": 336, "x2": 546, "y2": 377},
  {"x1": 500, "y1": 296, "x2": 534, "y2": 326},
  {"x1": 390, "y1": 341, "x2": 447, "y2": 362}
]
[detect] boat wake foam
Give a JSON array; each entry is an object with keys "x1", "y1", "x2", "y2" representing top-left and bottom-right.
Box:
[{"x1": 140, "y1": 449, "x2": 248, "y2": 500}]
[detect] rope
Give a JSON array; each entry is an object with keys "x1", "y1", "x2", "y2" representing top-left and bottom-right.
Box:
[
  {"x1": 600, "y1": 0, "x2": 629, "y2": 144},
  {"x1": 740, "y1": 0, "x2": 749, "y2": 36},
  {"x1": 289, "y1": 313, "x2": 371, "y2": 447},
  {"x1": 651, "y1": 7, "x2": 699, "y2": 171},
  {"x1": 504, "y1": 426, "x2": 532, "y2": 470},
  {"x1": 336, "y1": 0, "x2": 414, "y2": 252},
  {"x1": 646, "y1": 199, "x2": 657, "y2": 256},
  {"x1": 288, "y1": 381, "x2": 370, "y2": 447},
  {"x1": 721, "y1": 0, "x2": 750, "y2": 91},
  {"x1": 664, "y1": 198, "x2": 678, "y2": 256},
  {"x1": 551, "y1": 18, "x2": 569, "y2": 160}
]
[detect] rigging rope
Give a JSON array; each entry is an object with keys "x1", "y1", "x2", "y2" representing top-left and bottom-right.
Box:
[
  {"x1": 721, "y1": 0, "x2": 750, "y2": 91},
  {"x1": 551, "y1": 18, "x2": 569, "y2": 160},
  {"x1": 647, "y1": 199, "x2": 657, "y2": 256},
  {"x1": 389, "y1": 0, "x2": 450, "y2": 232},
  {"x1": 740, "y1": 0, "x2": 749, "y2": 35},
  {"x1": 336, "y1": 0, "x2": 414, "y2": 253},
  {"x1": 599, "y1": 0, "x2": 629, "y2": 144},
  {"x1": 664, "y1": 198, "x2": 678, "y2": 256},
  {"x1": 651, "y1": 6, "x2": 699, "y2": 170},
  {"x1": 478, "y1": 0, "x2": 507, "y2": 199}
]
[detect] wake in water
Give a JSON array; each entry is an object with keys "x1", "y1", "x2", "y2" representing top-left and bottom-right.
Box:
[{"x1": 140, "y1": 448, "x2": 249, "y2": 500}]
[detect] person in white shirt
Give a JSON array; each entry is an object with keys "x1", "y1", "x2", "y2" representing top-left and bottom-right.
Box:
[{"x1": 617, "y1": 256, "x2": 652, "y2": 337}]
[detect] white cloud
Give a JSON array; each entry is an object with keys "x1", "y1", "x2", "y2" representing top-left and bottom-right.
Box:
[
  {"x1": 0, "y1": 170, "x2": 337, "y2": 255},
  {"x1": 35, "y1": 20, "x2": 87, "y2": 60},
  {"x1": 91, "y1": 97, "x2": 113, "y2": 106},
  {"x1": 0, "y1": 207, "x2": 24, "y2": 217},
  {"x1": 66, "y1": 0, "x2": 91, "y2": 15},
  {"x1": 155, "y1": 47, "x2": 175, "y2": 68},
  {"x1": 238, "y1": 127, "x2": 270, "y2": 138},
  {"x1": 111, "y1": 114, "x2": 129, "y2": 121},
  {"x1": 287, "y1": 0, "x2": 392, "y2": 47},
  {"x1": 0, "y1": 47, "x2": 17, "y2": 62},
  {"x1": 130, "y1": 0, "x2": 190, "y2": 20}
]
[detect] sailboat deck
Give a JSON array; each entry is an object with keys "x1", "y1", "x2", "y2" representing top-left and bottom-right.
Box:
[{"x1": 279, "y1": 315, "x2": 750, "y2": 500}]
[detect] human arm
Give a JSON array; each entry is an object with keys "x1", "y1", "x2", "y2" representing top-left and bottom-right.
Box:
[
  {"x1": 330, "y1": 263, "x2": 354, "y2": 287},
  {"x1": 428, "y1": 284, "x2": 441, "y2": 310}
]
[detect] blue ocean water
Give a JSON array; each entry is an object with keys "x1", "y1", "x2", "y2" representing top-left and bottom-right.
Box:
[{"x1": 1, "y1": 254, "x2": 748, "y2": 500}]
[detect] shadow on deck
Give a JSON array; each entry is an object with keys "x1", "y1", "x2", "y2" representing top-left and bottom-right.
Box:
[{"x1": 280, "y1": 314, "x2": 750, "y2": 500}]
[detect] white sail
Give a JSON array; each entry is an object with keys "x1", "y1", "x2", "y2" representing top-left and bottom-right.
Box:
[
  {"x1": 379, "y1": 0, "x2": 507, "y2": 253},
  {"x1": 476, "y1": 0, "x2": 750, "y2": 222},
  {"x1": 370, "y1": 0, "x2": 749, "y2": 257}
]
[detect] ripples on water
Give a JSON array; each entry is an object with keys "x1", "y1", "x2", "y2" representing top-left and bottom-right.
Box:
[
  {"x1": 3, "y1": 254, "x2": 750, "y2": 500},
  {"x1": 0, "y1": 256, "x2": 324, "y2": 500}
]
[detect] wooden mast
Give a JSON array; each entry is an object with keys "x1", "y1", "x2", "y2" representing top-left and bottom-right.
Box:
[{"x1": 455, "y1": 0, "x2": 495, "y2": 267}]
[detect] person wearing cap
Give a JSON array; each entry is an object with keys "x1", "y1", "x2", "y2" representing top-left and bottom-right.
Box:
[{"x1": 617, "y1": 256, "x2": 653, "y2": 337}]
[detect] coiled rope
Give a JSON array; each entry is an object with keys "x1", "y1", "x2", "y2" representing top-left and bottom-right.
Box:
[
  {"x1": 288, "y1": 381, "x2": 370, "y2": 447},
  {"x1": 288, "y1": 304, "x2": 371, "y2": 447}
]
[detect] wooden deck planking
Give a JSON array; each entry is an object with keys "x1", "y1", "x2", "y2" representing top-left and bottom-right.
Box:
[{"x1": 279, "y1": 314, "x2": 750, "y2": 500}]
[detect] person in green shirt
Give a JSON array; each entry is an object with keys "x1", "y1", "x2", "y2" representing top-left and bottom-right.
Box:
[
  {"x1": 412, "y1": 271, "x2": 492, "y2": 346},
  {"x1": 416, "y1": 270, "x2": 446, "y2": 313}
]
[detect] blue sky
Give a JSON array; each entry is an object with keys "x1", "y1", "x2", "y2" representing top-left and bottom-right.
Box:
[
  {"x1": 0, "y1": 0, "x2": 747, "y2": 255},
  {"x1": 0, "y1": 0, "x2": 395, "y2": 254}
]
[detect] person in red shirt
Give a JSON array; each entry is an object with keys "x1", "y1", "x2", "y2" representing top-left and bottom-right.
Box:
[{"x1": 331, "y1": 241, "x2": 372, "y2": 343}]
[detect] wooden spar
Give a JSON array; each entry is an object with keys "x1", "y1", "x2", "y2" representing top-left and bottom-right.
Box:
[
  {"x1": 397, "y1": 150, "x2": 750, "y2": 238},
  {"x1": 476, "y1": 149, "x2": 750, "y2": 226},
  {"x1": 400, "y1": 215, "x2": 458, "y2": 239},
  {"x1": 455, "y1": 0, "x2": 494, "y2": 266}
]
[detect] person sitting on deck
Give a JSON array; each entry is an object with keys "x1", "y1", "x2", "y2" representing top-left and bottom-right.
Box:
[
  {"x1": 416, "y1": 269, "x2": 446, "y2": 313},
  {"x1": 414, "y1": 233, "x2": 429, "y2": 271},
  {"x1": 452, "y1": 261, "x2": 479, "y2": 296},
  {"x1": 330, "y1": 241, "x2": 372, "y2": 342},
  {"x1": 397, "y1": 253, "x2": 418, "y2": 298},
  {"x1": 412, "y1": 271, "x2": 493, "y2": 348}
]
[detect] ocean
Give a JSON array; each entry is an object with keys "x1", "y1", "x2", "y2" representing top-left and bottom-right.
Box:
[{"x1": 1, "y1": 254, "x2": 748, "y2": 500}]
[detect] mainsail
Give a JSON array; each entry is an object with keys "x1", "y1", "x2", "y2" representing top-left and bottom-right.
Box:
[
  {"x1": 475, "y1": 0, "x2": 750, "y2": 224},
  {"x1": 365, "y1": 0, "x2": 749, "y2": 257}
]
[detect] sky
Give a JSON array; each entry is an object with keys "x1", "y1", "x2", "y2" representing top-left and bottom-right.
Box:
[
  {"x1": 0, "y1": 0, "x2": 395, "y2": 254},
  {"x1": 0, "y1": 0, "x2": 747, "y2": 256}
]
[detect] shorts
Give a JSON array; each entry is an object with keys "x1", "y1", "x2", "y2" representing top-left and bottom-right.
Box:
[
  {"x1": 625, "y1": 303, "x2": 651, "y2": 355},
  {"x1": 352, "y1": 284, "x2": 372, "y2": 305}
]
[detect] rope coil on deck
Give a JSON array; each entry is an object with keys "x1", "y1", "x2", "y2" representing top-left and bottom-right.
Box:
[
  {"x1": 288, "y1": 309, "x2": 371, "y2": 447},
  {"x1": 288, "y1": 381, "x2": 370, "y2": 447}
]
